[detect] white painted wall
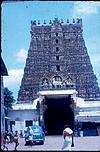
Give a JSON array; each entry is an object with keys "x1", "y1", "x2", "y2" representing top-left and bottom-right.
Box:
[
  {"x1": 8, "y1": 109, "x2": 37, "y2": 121},
  {"x1": 8, "y1": 109, "x2": 38, "y2": 133}
]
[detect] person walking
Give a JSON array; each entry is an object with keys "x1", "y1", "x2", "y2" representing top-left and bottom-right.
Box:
[
  {"x1": 14, "y1": 130, "x2": 19, "y2": 150},
  {"x1": 29, "y1": 127, "x2": 34, "y2": 146},
  {"x1": 2, "y1": 132, "x2": 8, "y2": 151},
  {"x1": 61, "y1": 125, "x2": 73, "y2": 151}
]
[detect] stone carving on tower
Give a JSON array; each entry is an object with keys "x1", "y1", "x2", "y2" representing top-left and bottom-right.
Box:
[{"x1": 17, "y1": 18, "x2": 100, "y2": 103}]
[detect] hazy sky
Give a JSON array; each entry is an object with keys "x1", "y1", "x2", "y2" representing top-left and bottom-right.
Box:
[{"x1": 1, "y1": 1, "x2": 100, "y2": 101}]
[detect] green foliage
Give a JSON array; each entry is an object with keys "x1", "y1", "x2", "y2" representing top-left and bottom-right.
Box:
[{"x1": 4, "y1": 87, "x2": 15, "y2": 112}]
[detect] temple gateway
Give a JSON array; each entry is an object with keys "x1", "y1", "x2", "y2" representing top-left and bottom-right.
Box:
[{"x1": 8, "y1": 18, "x2": 100, "y2": 135}]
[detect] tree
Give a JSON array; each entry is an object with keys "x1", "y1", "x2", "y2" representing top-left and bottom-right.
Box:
[{"x1": 4, "y1": 87, "x2": 15, "y2": 116}]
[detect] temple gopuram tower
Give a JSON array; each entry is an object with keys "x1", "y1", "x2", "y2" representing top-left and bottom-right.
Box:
[{"x1": 17, "y1": 18, "x2": 100, "y2": 103}]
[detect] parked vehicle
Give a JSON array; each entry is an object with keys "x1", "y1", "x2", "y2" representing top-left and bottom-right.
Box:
[{"x1": 25, "y1": 125, "x2": 45, "y2": 145}]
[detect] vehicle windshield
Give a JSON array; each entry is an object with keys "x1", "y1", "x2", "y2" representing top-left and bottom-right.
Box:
[{"x1": 31, "y1": 125, "x2": 42, "y2": 132}]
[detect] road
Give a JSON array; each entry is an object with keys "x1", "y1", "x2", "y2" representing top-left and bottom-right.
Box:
[{"x1": 1, "y1": 135, "x2": 100, "y2": 151}]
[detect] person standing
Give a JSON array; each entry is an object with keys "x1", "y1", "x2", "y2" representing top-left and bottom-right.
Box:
[
  {"x1": 29, "y1": 127, "x2": 34, "y2": 146},
  {"x1": 14, "y1": 130, "x2": 19, "y2": 150},
  {"x1": 61, "y1": 125, "x2": 73, "y2": 151}
]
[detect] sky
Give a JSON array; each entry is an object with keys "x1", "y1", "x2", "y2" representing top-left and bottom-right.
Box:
[{"x1": 1, "y1": 1, "x2": 100, "y2": 101}]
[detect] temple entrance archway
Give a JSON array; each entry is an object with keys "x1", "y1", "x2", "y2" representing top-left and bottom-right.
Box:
[{"x1": 42, "y1": 95, "x2": 74, "y2": 135}]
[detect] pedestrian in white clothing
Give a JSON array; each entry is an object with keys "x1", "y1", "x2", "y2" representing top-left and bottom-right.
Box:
[
  {"x1": 29, "y1": 127, "x2": 34, "y2": 146},
  {"x1": 61, "y1": 125, "x2": 73, "y2": 151}
]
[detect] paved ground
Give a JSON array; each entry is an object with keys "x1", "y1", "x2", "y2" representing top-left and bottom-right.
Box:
[{"x1": 1, "y1": 135, "x2": 100, "y2": 151}]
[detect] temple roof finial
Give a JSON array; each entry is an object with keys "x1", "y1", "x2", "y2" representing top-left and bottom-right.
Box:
[
  {"x1": 73, "y1": 18, "x2": 75, "y2": 23},
  {"x1": 31, "y1": 20, "x2": 36, "y2": 25},
  {"x1": 43, "y1": 20, "x2": 46, "y2": 24},
  {"x1": 38, "y1": 20, "x2": 40, "y2": 24},
  {"x1": 67, "y1": 19, "x2": 69, "y2": 23},
  {"x1": 49, "y1": 20, "x2": 52, "y2": 24},
  {"x1": 61, "y1": 19, "x2": 64, "y2": 24},
  {"x1": 53, "y1": 18, "x2": 60, "y2": 24}
]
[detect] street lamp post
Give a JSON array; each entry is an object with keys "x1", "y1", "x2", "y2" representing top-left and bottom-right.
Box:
[
  {"x1": 36, "y1": 101, "x2": 40, "y2": 126},
  {"x1": 70, "y1": 97, "x2": 75, "y2": 147},
  {"x1": 71, "y1": 102, "x2": 74, "y2": 147}
]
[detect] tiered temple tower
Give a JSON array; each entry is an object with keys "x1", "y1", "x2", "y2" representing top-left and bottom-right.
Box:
[{"x1": 17, "y1": 18, "x2": 100, "y2": 103}]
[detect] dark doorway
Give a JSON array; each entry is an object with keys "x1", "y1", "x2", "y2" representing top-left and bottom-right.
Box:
[
  {"x1": 25, "y1": 120, "x2": 33, "y2": 127},
  {"x1": 10, "y1": 121, "x2": 15, "y2": 132},
  {"x1": 43, "y1": 96, "x2": 74, "y2": 135}
]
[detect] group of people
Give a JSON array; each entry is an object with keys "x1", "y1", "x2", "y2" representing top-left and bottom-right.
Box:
[
  {"x1": 2, "y1": 130, "x2": 19, "y2": 151},
  {"x1": 27, "y1": 125, "x2": 74, "y2": 150},
  {"x1": 2, "y1": 125, "x2": 73, "y2": 151}
]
